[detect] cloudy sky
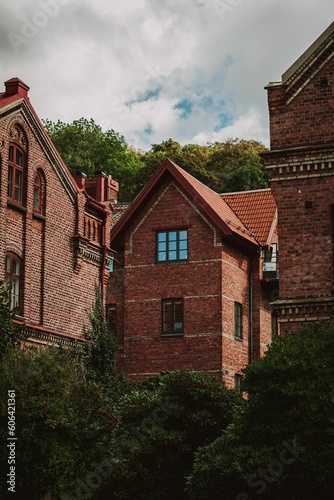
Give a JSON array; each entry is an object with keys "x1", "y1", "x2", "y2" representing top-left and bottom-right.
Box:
[{"x1": 0, "y1": 0, "x2": 333, "y2": 150}]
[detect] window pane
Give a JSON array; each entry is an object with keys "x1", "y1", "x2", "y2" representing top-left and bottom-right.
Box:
[
  {"x1": 158, "y1": 252, "x2": 167, "y2": 261},
  {"x1": 11, "y1": 278, "x2": 20, "y2": 309},
  {"x1": 168, "y1": 231, "x2": 177, "y2": 241},
  {"x1": 179, "y1": 240, "x2": 187, "y2": 250},
  {"x1": 158, "y1": 241, "x2": 166, "y2": 252},
  {"x1": 169, "y1": 241, "x2": 177, "y2": 251},
  {"x1": 16, "y1": 149, "x2": 23, "y2": 167},
  {"x1": 179, "y1": 230, "x2": 187, "y2": 240},
  {"x1": 169, "y1": 251, "x2": 177, "y2": 260},
  {"x1": 9, "y1": 146, "x2": 14, "y2": 162},
  {"x1": 14, "y1": 170, "x2": 23, "y2": 202},
  {"x1": 158, "y1": 232, "x2": 166, "y2": 242},
  {"x1": 12, "y1": 258, "x2": 20, "y2": 276},
  {"x1": 179, "y1": 249, "x2": 188, "y2": 260},
  {"x1": 163, "y1": 301, "x2": 173, "y2": 333},
  {"x1": 7, "y1": 166, "x2": 13, "y2": 198},
  {"x1": 34, "y1": 186, "x2": 40, "y2": 211},
  {"x1": 5, "y1": 255, "x2": 10, "y2": 272}
]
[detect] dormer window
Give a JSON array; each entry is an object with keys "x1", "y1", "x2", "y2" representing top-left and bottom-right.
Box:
[
  {"x1": 156, "y1": 229, "x2": 188, "y2": 263},
  {"x1": 8, "y1": 144, "x2": 25, "y2": 204}
]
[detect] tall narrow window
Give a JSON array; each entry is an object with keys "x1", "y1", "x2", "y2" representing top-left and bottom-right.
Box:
[
  {"x1": 8, "y1": 144, "x2": 25, "y2": 204},
  {"x1": 234, "y1": 374, "x2": 243, "y2": 393},
  {"x1": 106, "y1": 304, "x2": 117, "y2": 334},
  {"x1": 5, "y1": 253, "x2": 22, "y2": 310},
  {"x1": 157, "y1": 230, "x2": 188, "y2": 262},
  {"x1": 234, "y1": 302, "x2": 243, "y2": 339},
  {"x1": 162, "y1": 298, "x2": 183, "y2": 335},
  {"x1": 271, "y1": 313, "x2": 278, "y2": 338},
  {"x1": 33, "y1": 173, "x2": 42, "y2": 212}
]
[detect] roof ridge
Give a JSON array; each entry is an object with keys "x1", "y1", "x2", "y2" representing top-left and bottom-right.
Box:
[{"x1": 221, "y1": 188, "x2": 271, "y2": 196}]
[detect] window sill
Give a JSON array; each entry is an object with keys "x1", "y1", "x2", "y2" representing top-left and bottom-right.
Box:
[
  {"x1": 33, "y1": 212, "x2": 46, "y2": 221},
  {"x1": 7, "y1": 200, "x2": 27, "y2": 213},
  {"x1": 161, "y1": 333, "x2": 184, "y2": 338}
]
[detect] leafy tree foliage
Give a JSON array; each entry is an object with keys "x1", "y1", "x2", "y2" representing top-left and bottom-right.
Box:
[
  {"x1": 139, "y1": 138, "x2": 268, "y2": 194},
  {"x1": 186, "y1": 322, "x2": 334, "y2": 499},
  {"x1": 0, "y1": 280, "x2": 27, "y2": 359},
  {"x1": 0, "y1": 347, "x2": 114, "y2": 499},
  {"x1": 43, "y1": 118, "x2": 145, "y2": 201},
  {"x1": 97, "y1": 370, "x2": 243, "y2": 499},
  {"x1": 44, "y1": 117, "x2": 268, "y2": 202},
  {"x1": 82, "y1": 284, "x2": 118, "y2": 394}
]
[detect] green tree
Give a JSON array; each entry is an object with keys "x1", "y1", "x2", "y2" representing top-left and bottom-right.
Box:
[
  {"x1": 0, "y1": 280, "x2": 27, "y2": 359},
  {"x1": 0, "y1": 347, "x2": 114, "y2": 499},
  {"x1": 206, "y1": 138, "x2": 268, "y2": 192},
  {"x1": 186, "y1": 322, "x2": 334, "y2": 499},
  {"x1": 97, "y1": 370, "x2": 242, "y2": 499},
  {"x1": 43, "y1": 118, "x2": 145, "y2": 201},
  {"x1": 82, "y1": 284, "x2": 118, "y2": 394}
]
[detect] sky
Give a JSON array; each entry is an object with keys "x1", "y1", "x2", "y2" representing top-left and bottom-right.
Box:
[{"x1": 0, "y1": 0, "x2": 333, "y2": 151}]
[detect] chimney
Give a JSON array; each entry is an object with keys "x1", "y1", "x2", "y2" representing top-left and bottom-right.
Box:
[
  {"x1": 75, "y1": 171, "x2": 87, "y2": 190},
  {"x1": 94, "y1": 171, "x2": 106, "y2": 203},
  {"x1": 4, "y1": 78, "x2": 30, "y2": 98}
]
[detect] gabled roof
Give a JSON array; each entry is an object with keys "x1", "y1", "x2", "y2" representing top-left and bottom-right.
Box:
[
  {"x1": 221, "y1": 189, "x2": 277, "y2": 247},
  {"x1": 111, "y1": 158, "x2": 259, "y2": 248},
  {"x1": 0, "y1": 78, "x2": 78, "y2": 203},
  {"x1": 266, "y1": 21, "x2": 334, "y2": 104}
]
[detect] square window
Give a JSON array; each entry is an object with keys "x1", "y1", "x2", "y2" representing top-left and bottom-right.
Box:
[
  {"x1": 162, "y1": 299, "x2": 183, "y2": 335},
  {"x1": 156, "y1": 230, "x2": 188, "y2": 263}
]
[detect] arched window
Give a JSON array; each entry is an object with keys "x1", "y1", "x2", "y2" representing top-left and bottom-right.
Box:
[
  {"x1": 33, "y1": 172, "x2": 42, "y2": 212},
  {"x1": 8, "y1": 144, "x2": 25, "y2": 204},
  {"x1": 5, "y1": 253, "x2": 22, "y2": 310}
]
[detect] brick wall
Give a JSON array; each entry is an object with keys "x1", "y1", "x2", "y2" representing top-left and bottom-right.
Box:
[
  {"x1": 108, "y1": 178, "x2": 272, "y2": 386},
  {"x1": 267, "y1": 56, "x2": 334, "y2": 150},
  {"x1": 0, "y1": 102, "x2": 111, "y2": 342}
]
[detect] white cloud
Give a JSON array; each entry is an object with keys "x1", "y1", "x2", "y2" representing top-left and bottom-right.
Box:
[{"x1": 0, "y1": 0, "x2": 333, "y2": 150}]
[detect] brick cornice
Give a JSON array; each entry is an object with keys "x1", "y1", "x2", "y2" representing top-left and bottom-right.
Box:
[{"x1": 273, "y1": 297, "x2": 334, "y2": 323}]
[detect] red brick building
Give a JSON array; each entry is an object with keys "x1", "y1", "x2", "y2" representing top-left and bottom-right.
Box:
[
  {"x1": 0, "y1": 78, "x2": 117, "y2": 346},
  {"x1": 262, "y1": 21, "x2": 334, "y2": 331},
  {"x1": 108, "y1": 158, "x2": 278, "y2": 387}
]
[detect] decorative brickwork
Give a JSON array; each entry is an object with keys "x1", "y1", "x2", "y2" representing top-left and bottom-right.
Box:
[
  {"x1": 263, "y1": 22, "x2": 334, "y2": 329},
  {"x1": 0, "y1": 78, "x2": 116, "y2": 345}
]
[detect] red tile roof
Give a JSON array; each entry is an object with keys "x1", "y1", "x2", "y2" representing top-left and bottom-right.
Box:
[
  {"x1": 221, "y1": 189, "x2": 277, "y2": 246},
  {"x1": 170, "y1": 161, "x2": 257, "y2": 244},
  {"x1": 111, "y1": 159, "x2": 266, "y2": 248}
]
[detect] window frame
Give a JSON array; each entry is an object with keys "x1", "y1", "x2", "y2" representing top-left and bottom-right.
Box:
[
  {"x1": 161, "y1": 298, "x2": 184, "y2": 336},
  {"x1": 106, "y1": 304, "x2": 117, "y2": 334},
  {"x1": 234, "y1": 373, "x2": 243, "y2": 392},
  {"x1": 33, "y1": 172, "x2": 42, "y2": 213},
  {"x1": 234, "y1": 301, "x2": 243, "y2": 340},
  {"x1": 8, "y1": 144, "x2": 25, "y2": 205},
  {"x1": 5, "y1": 253, "x2": 22, "y2": 311},
  {"x1": 156, "y1": 229, "x2": 188, "y2": 263}
]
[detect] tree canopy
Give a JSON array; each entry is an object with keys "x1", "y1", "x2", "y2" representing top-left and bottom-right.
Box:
[
  {"x1": 186, "y1": 322, "x2": 334, "y2": 499},
  {"x1": 43, "y1": 118, "x2": 145, "y2": 201},
  {"x1": 44, "y1": 118, "x2": 269, "y2": 201}
]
